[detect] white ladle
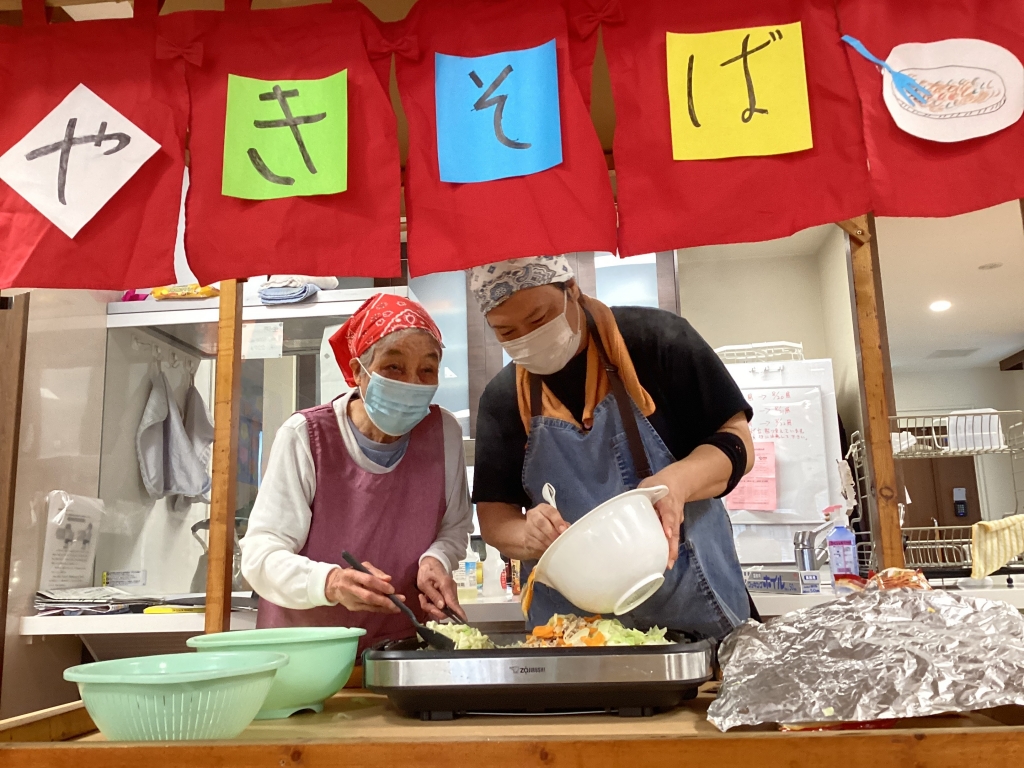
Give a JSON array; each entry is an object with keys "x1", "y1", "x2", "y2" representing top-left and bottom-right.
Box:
[{"x1": 542, "y1": 483, "x2": 558, "y2": 510}]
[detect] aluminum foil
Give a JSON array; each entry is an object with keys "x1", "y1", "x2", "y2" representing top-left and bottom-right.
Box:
[{"x1": 707, "y1": 588, "x2": 1024, "y2": 731}]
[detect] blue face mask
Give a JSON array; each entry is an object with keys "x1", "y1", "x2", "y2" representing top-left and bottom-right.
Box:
[{"x1": 358, "y1": 366, "x2": 438, "y2": 437}]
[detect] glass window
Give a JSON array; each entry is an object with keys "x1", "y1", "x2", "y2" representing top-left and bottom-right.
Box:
[
  {"x1": 594, "y1": 252, "x2": 659, "y2": 308},
  {"x1": 409, "y1": 271, "x2": 470, "y2": 436}
]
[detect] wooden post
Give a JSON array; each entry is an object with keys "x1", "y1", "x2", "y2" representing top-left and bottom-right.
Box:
[
  {"x1": 0, "y1": 293, "x2": 30, "y2": 692},
  {"x1": 205, "y1": 280, "x2": 244, "y2": 634},
  {"x1": 840, "y1": 215, "x2": 905, "y2": 569}
]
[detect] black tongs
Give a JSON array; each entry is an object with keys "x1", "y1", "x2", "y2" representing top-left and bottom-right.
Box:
[{"x1": 341, "y1": 551, "x2": 457, "y2": 651}]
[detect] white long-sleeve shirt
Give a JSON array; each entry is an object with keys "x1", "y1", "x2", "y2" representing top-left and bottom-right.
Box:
[{"x1": 240, "y1": 390, "x2": 472, "y2": 610}]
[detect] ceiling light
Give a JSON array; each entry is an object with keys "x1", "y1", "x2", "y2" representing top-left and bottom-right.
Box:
[
  {"x1": 978, "y1": 262, "x2": 1003, "y2": 270},
  {"x1": 929, "y1": 300, "x2": 952, "y2": 313}
]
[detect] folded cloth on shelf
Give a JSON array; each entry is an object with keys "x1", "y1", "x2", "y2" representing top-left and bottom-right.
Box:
[
  {"x1": 259, "y1": 284, "x2": 321, "y2": 305},
  {"x1": 262, "y1": 275, "x2": 340, "y2": 290},
  {"x1": 971, "y1": 515, "x2": 1024, "y2": 579}
]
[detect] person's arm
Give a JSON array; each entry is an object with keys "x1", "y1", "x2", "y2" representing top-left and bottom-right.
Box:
[
  {"x1": 640, "y1": 412, "x2": 753, "y2": 569},
  {"x1": 478, "y1": 502, "x2": 568, "y2": 561},
  {"x1": 240, "y1": 418, "x2": 399, "y2": 613},
  {"x1": 417, "y1": 412, "x2": 475, "y2": 620},
  {"x1": 473, "y1": 371, "x2": 569, "y2": 562},
  {"x1": 240, "y1": 419, "x2": 338, "y2": 609}
]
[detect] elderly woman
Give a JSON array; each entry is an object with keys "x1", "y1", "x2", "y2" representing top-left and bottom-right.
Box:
[
  {"x1": 470, "y1": 256, "x2": 758, "y2": 641},
  {"x1": 241, "y1": 294, "x2": 472, "y2": 652}
]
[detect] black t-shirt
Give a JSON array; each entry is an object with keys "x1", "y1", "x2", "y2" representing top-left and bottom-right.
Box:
[{"x1": 472, "y1": 306, "x2": 753, "y2": 508}]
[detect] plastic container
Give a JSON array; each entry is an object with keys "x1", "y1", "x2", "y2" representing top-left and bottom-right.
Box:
[
  {"x1": 827, "y1": 510, "x2": 859, "y2": 583},
  {"x1": 457, "y1": 549, "x2": 480, "y2": 602},
  {"x1": 64, "y1": 651, "x2": 287, "y2": 741},
  {"x1": 533, "y1": 486, "x2": 670, "y2": 615},
  {"x1": 482, "y1": 545, "x2": 506, "y2": 598},
  {"x1": 187, "y1": 626, "x2": 365, "y2": 719}
]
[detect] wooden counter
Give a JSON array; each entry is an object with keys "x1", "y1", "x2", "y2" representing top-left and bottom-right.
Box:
[{"x1": 4, "y1": 689, "x2": 1024, "y2": 768}]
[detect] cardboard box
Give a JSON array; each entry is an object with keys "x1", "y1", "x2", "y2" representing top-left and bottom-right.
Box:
[{"x1": 743, "y1": 568, "x2": 822, "y2": 594}]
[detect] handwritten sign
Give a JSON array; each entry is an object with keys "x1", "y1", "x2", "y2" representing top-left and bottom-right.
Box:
[
  {"x1": 666, "y1": 22, "x2": 812, "y2": 160},
  {"x1": 435, "y1": 39, "x2": 562, "y2": 183},
  {"x1": 223, "y1": 71, "x2": 348, "y2": 200},
  {"x1": 0, "y1": 84, "x2": 159, "y2": 237},
  {"x1": 726, "y1": 441, "x2": 777, "y2": 511}
]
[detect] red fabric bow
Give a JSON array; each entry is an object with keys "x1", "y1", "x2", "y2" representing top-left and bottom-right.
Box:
[
  {"x1": 155, "y1": 36, "x2": 204, "y2": 67},
  {"x1": 330, "y1": 294, "x2": 443, "y2": 386},
  {"x1": 572, "y1": 0, "x2": 623, "y2": 39},
  {"x1": 365, "y1": 33, "x2": 420, "y2": 62}
]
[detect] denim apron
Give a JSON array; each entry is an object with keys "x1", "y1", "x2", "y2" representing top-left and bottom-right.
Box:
[{"x1": 520, "y1": 311, "x2": 753, "y2": 640}]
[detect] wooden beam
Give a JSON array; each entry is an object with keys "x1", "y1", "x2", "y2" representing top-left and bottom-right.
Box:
[
  {"x1": 0, "y1": 293, "x2": 30, "y2": 695},
  {"x1": 6, "y1": 726, "x2": 1024, "y2": 766},
  {"x1": 844, "y1": 215, "x2": 904, "y2": 569},
  {"x1": 0, "y1": 702, "x2": 95, "y2": 743},
  {"x1": 204, "y1": 280, "x2": 243, "y2": 634},
  {"x1": 1001, "y1": 348, "x2": 1024, "y2": 371}
]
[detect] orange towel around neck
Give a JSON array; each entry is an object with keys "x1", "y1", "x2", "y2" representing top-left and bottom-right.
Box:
[{"x1": 515, "y1": 296, "x2": 655, "y2": 435}]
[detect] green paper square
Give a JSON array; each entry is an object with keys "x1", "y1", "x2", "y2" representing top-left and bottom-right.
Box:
[{"x1": 222, "y1": 70, "x2": 348, "y2": 200}]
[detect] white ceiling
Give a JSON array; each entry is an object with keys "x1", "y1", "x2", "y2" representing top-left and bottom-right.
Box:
[{"x1": 876, "y1": 202, "x2": 1024, "y2": 373}]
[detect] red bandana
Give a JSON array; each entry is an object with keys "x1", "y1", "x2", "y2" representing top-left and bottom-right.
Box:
[{"x1": 330, "y1": 293, "x2": 442, "y2": 386}]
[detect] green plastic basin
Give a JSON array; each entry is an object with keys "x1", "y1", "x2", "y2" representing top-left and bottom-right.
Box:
[
  {"x1": 64, "y1": 651, "x2": 288, "y2": 741},
  {"x1": 187, "y1": 626, "x2": 365, "y2": 719}
]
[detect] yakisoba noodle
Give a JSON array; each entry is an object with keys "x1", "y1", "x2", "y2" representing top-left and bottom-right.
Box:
[{"x1": 895, "y1": 65, "x2": 1007, "y2": 118}]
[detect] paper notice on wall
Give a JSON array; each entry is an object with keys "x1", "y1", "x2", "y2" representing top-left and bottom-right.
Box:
[
  {"x1": 38, "y1": 491, "x2": 104, "y2": 592},
  {"x1": 729, "y1": 386, "x2": 830, "y2": 523},
  {"x1": 241, "y1": 321, "x2": 284, "y2": 360},
  {"x1": 726, "y1": 442, "x2": 777, "y2": 511}
]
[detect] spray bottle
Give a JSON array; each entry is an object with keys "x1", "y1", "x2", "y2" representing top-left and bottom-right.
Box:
[{"x1": 825, "y1": 505, "x2": 858, "y2": 582}]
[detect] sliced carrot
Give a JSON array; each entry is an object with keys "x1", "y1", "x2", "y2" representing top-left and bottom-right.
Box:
[
  {"x1": 532, "y1": 625, "x2": 556, "y2": 638},
  {"x1": 581, "y1": 631, "x2": 605, "y2": 647}
]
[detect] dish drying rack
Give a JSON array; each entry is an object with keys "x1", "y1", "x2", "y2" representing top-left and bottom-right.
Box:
[
  {"x1": 847, "y1": 411, "x2": 1024, "y2": 581},
  {"x1": 714, "y1": 341, "x2": 804, "y2": 364}
]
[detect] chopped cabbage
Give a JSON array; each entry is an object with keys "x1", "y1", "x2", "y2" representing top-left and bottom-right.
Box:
[
  {"x1": 424, "y1": 621, "x2": 495, "y2": 650},
  {"x1": 595, "y1": 619, "x2": 670, "y2": 646}
]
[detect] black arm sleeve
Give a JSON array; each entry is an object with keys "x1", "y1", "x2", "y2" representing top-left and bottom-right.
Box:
[{"x1": 471, "y1": 366, "x2": 532, "y2": 509}]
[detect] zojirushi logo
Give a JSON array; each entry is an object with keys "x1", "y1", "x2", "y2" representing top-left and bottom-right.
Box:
[{"x1": 509, "y1": 666, "x2": 546, "y2": 674}]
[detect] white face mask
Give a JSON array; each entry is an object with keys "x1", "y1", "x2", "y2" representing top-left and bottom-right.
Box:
[{"x1": 499, "y1": 293, "x2": 582, "y2": 375}]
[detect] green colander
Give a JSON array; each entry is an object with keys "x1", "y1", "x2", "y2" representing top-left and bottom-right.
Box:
[
  {"x1": 187, "y1": 626, "x2": 365, "y2": 719},
  {"x1": 64, "y1": 651, "x2": 287, "y2": 741}
]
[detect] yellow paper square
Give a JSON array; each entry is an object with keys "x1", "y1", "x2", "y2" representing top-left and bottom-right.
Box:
[{"x1": 667, "y1": 22, "x2": 812, "y2": 160}]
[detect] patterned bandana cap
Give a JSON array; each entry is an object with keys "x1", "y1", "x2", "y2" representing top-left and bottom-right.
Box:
[
  {"x1": 467, "y1": 256, "x2": 575, "y2": 314},
  {"x1": 330, "y1": 293, "x2": 443, "y2": 387}
]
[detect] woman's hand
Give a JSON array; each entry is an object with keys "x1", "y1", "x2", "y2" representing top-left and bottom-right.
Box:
[
  {"x1": 640, "y1": 470, "x2": 687, "y2": 570},
  {"x1": 522, "y1": 503, "x2": 569, "y2": 560},
  {"x1": 325, "y1": 561, "x2": 403, "y2": 613},
  {"x1": 417, "y1": 556, "x2": 465, "y2": 621}
]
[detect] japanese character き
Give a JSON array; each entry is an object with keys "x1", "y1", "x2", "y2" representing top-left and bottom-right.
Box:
[{"x1": 247, "y1": 84, "x2": 327, "y2": 186}]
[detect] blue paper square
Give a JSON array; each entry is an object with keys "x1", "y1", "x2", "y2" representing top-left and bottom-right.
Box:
[{"x1": 435, "y1": 39, "x2": 562, "y2": 184}]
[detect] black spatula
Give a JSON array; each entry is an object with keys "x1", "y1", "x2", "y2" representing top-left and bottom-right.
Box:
[{"x1": 341, "y1": 551, "x2": 456, "y2": 651}]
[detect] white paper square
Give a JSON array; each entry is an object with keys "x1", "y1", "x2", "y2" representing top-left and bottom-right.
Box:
[
  {"x1": 0, "y1": 84, "x2": 160, "y2": 238},
  {"x1": 241, "y1": 321, "x2": 284, "y2": 360}
]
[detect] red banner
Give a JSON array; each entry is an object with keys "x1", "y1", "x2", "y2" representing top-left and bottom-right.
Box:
[
  {"x1": 177, "y1": 0, "x2": 401, "y2": 285},
  {"x1": 393, "y1": 0, "x2": 616, "y2": 276},
  {"x1": 837, "y1": 0, "x2": 1024, "y2": 217},
  {"x1": 598, "y1": 0, "x2": 871, "y2": 256},
  {"x1": 0, "y1": 0, "x2": 186, "y2": 290}
]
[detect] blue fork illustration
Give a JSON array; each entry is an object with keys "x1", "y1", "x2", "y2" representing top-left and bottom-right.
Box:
[{"x1": 842, "y1": 35, "x2": 932, "y2": 105}]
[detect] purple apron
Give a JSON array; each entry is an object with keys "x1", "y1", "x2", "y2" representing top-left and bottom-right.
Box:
[{"x1": 256, "y1": 400, "x2": 447, "y2": 655}]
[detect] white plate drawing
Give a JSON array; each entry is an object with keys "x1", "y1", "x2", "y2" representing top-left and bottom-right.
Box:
[{"x1": 883, "y1": 38, "x2": 1024, "y2": 142}]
